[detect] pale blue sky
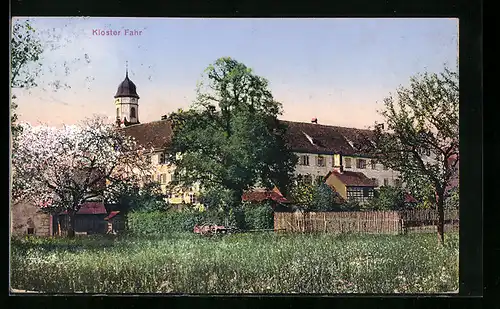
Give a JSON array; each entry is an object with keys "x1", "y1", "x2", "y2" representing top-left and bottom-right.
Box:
[{"x1": 12, "y1": 17, "x2": 458, "y2": 128}]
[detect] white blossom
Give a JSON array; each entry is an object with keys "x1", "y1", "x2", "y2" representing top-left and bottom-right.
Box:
[{"x1": 11, "y1": 116, "x2": 154, "y2": 213}]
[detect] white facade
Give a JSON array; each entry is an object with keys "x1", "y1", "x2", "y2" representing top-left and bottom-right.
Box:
[
  {"x1": 294, "y1": 152, "x2": 400, "y2": 187},
  {"x1": 115, "y1": 97, "x2": 139, "y2": 124}
]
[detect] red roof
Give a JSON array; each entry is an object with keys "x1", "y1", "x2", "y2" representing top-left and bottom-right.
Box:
[
  {"x1": 404, "y1": 193, "x2": 418, "y2": 203},
  {"x1": 61, "y1": 202, "x2": 107, "y2": 215},
  {"x1": 242, "y1": 188, "x2": 289, "y2": 204},
  {"x1": 104, "y1": 211, "x2": 120, "y2": 221},
  {"x1": 329, "y1": 170, "x2": 375, "y2": 187},
  {"x1": 120, "y1": 120, "x2": 172, "y2": 150}
]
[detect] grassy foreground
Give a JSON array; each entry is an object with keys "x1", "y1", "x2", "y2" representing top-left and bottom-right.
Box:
[{"x1": 10, "y1": 232, "x2": 459, "y2": 294}]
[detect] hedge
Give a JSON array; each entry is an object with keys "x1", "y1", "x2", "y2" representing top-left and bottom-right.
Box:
[{"x1": 127, "y1": 204, "x2": 274, "y2": 235}]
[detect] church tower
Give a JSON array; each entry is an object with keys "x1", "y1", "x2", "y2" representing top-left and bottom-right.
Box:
[{"x1": 114, "y1": 63, "x2": 140, "y2": 127}]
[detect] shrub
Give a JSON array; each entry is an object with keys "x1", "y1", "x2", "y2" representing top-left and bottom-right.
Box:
[
  {"x1": 127, "y1": 211, "x2": 204, "y2": 235},
  {"x1": 243, "y1": 202, "x2": 274, "y2": 230},
  {"x1": 366, "y1": 186, "x2": 412, "y2": 211},
  {"x1": 290, "y1": 183, "x2": 344, "y2": 212}
]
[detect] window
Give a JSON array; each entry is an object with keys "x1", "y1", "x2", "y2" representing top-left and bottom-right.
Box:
[
  {"x1": 371, "y1": 178, "x2": 379, "y2": 187},
  {"x1": 363, "y1": 187, "x2": 370, "y2": 198},
  {"x1": 189, "y1": 193, "x2": 197, "y2": 204},
  {"x1": 345, "y1": 158, "x2": 352, "y2": 168},
  {"x1": 27, "y1": 228, "x2": 34, "y2": 235},
  {"x1": 383, "y1": 164, "x2": 389, "y2": 170},
  {"x1": 316, "y1": 155, "x2": 325, "y2": 167},
  {"x1": 356, "y1": 159, "x2": 366, "y2": 169},
  {"x1": 145, "y1": 155, "x2": 152, "y2": 165},
  {"x1": 130, "y1": 107, "x2": 136, "y2": 118},
  {"x1": 347, "y1": 188, "x2": 363, "y2": 201},
  {"x1": 159, "y1": 153, "x2": 167, "y2": 164},
  {"x1": 299, "y1": 155, "x2": 310, "y2": 166},
  {"x1": 371, "y1": 160, "x2": 377, "y2": 169},
  {"x1": 116, "y1": 108, "x2": 120, "y2": 118},
  {"x1": 161, "y1": 174, "x2": 167, "y2": 184},
  {"x1": 315, "y1": 175, "x2": 324, "y2": 185},
  {"x1": 347, "y1": 187, "x2": 374, "y2": 202},
  {"x1": 383, "y1": 178, "x2": 389, "y2": 186}
]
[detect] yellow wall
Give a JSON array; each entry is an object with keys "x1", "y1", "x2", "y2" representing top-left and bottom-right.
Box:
[
  {"x1": 325, "y1": 173, "x2": 347, "y2": 199},
  {"x1": 152, "y1": 161, "x2": 200, "y2": 205}
]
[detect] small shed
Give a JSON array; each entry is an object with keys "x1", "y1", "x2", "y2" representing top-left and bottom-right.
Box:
[
  {"x1": 325, "y1": 169, "x2": 376, "y2": 204},
  {"x1": 55, "y1": 202, "x2": 108, "y2": 235}
]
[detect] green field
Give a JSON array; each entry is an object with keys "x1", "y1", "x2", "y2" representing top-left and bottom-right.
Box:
[{"x1": 10, "y1": 232, "x2": 459, "y2": 294}]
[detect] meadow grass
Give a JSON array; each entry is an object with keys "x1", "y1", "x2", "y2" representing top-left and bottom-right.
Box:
[{"x1": 10, "y1": 232, "x2": 459, "y2": 294}]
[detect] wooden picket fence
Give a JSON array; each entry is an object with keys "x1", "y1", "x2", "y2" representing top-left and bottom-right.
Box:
[{"x1": 274, "y1": 209, "x2": 459, "y2": 235}]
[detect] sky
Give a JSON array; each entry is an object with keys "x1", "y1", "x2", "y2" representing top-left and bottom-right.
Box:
[{"x1": 12, "y1": 17, "x2": 458, "y2": 129}]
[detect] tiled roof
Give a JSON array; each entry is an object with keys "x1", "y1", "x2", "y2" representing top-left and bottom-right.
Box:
[
  {"x1": 242, "y1": 188, "x2": 290, "y2": 204},
  {"x1": 120, "y1": 120, "x2": 173, "y2": 150},
  {"x1": 61, "y1": 202, "x2": 107, "y2": 215},
  {"x1": 328, "y1": 170, "x2": 376, "y2": 187},
  {"x1": 121, "y1": 119, "x2": 377, "y2": 157},
  {"x1": 280, "y1": 120, "x2": 376, "y2": 156}
]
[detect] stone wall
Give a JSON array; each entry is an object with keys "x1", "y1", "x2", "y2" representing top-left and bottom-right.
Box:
[{"x1": 11, "y1": 201, "x2": 51, "y2": 236}]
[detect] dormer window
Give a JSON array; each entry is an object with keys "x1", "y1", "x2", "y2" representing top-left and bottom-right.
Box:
[
  {"x1": 303, "y1": 132, "x2": 315, "y2": 146},
  {"x1": 344, "y1": 137, "x2": 356, "y2": 149}
]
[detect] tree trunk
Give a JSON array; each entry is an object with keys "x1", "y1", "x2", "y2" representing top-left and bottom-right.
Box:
[
  {"x1": 67, "y1": 210, "x2": 76, "y2": 238},
  {"x1": 436, "y1": 192, "x2": 445, "y2": 245},
  {"x1": 56, "y1": 215, "x2": 61, "y2": 236}
]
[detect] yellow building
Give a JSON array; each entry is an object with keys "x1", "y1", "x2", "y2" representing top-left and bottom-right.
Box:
[{"x1": 120, "y1": 119, "x2": 200, "y2": 206}]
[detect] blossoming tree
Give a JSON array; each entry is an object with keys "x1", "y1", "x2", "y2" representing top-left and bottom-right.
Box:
[{"x1": 11, "y1": 116, "x2": 154, "y2": 237}]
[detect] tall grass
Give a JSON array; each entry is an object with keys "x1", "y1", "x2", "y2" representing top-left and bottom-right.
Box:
[{"x1": 10, "y1": 232, "x2": 459, "y2": 294}]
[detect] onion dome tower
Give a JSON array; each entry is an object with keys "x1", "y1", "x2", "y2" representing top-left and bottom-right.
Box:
[{"x1": 114, "y1": 62, "x2": 140, "y2": 126}]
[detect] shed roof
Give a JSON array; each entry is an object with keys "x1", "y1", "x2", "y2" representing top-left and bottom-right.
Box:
[
  {"x1": 61, "y1": 202, "x2": 107, "y2": 215},
  {"x1": 327, "y1": 170, "x2": 376, "y2": 187}
]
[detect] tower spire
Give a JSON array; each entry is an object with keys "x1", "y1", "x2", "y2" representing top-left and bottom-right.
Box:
[{"x1": 126, "y1": 61, "x2": 129, "y2": 78}]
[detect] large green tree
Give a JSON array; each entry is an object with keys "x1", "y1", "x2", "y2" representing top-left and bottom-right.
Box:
[
  {"x1": 10, "y1": 19, "x2": 44, "y2": 144},
  {"x1": 166, "y1": 57, "x2": 297, "y2": 214},
  {"x1": 373, "y1": 66, "x2": 459, "y2": 245}
]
